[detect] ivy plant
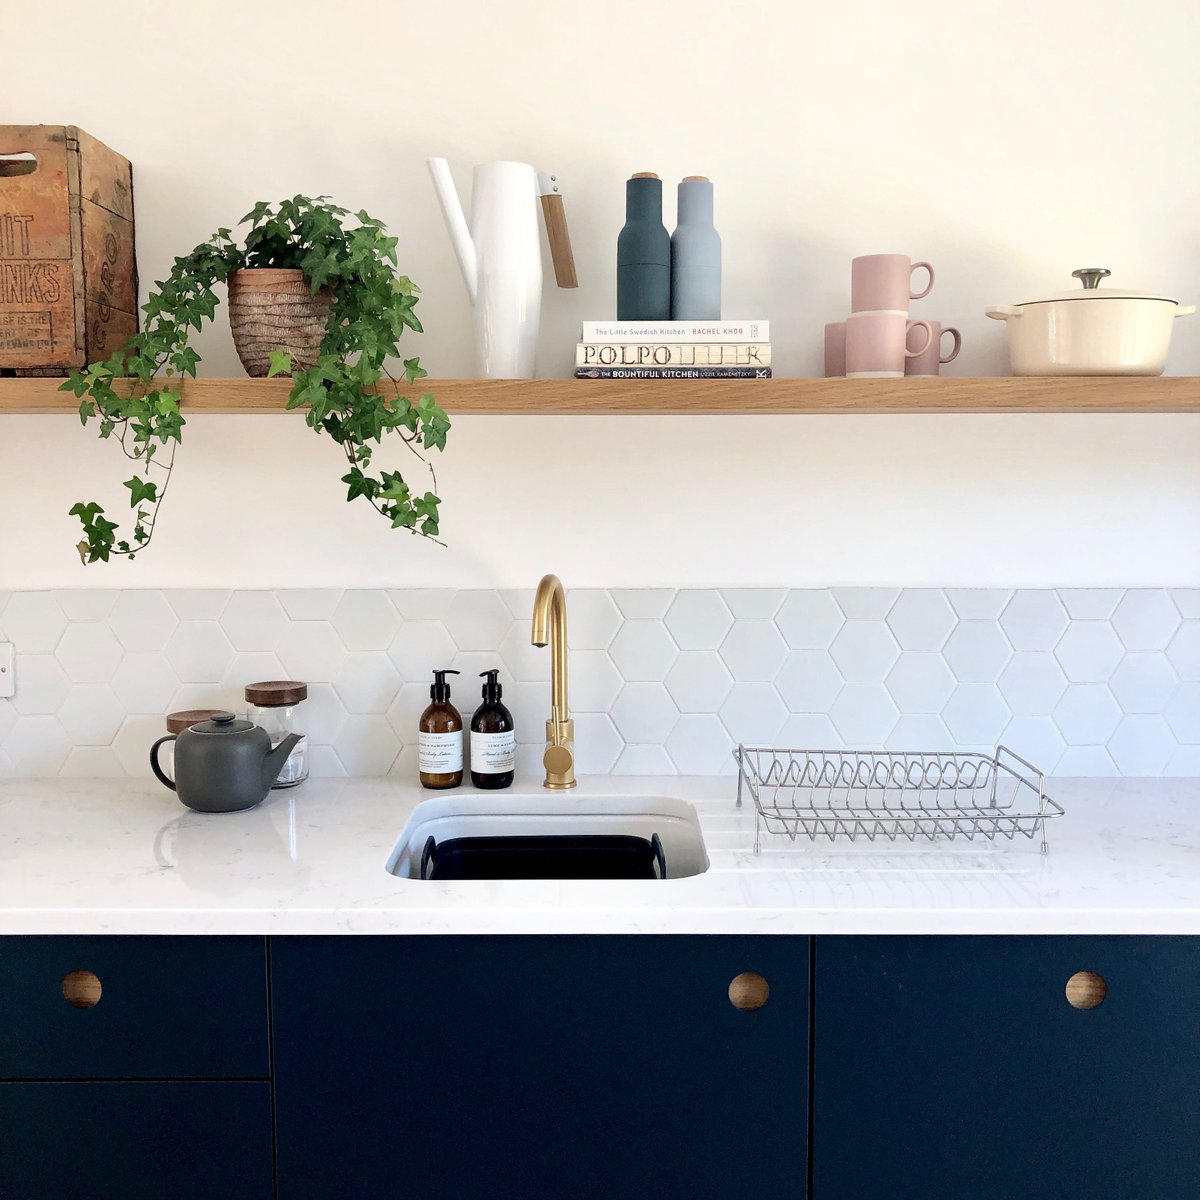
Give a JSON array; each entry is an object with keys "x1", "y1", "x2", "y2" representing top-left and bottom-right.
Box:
[{"x1": 62, "y1": 196, "x2": 449, "y2": 562}]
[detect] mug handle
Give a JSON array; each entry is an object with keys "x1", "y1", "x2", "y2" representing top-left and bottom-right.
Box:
[
  {"x1": 909, "y1": 261, "x2": 934, "y2": 300},
  {"x1": 904, "y1": 320, "x2": 933, "y2": 358},
  {"x1": 149, "y1": 735, "x2": 177, "y2": 791},
  {"x1": 939, "y1": 326, "x2": 963, "y2": 364}
]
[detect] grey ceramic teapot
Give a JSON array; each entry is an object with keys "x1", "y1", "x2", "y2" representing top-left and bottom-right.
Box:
[{"x1": 150, "y1": 712, "x2": 302, "y2": 813}]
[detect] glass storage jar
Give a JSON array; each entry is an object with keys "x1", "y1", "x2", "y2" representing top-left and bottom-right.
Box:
[
  {"x1": 245, "y1": 681, "x2": 308, "y2": 787},
  {"x1": 159, "y1": 709, "x2": 226, "y2": 784}
]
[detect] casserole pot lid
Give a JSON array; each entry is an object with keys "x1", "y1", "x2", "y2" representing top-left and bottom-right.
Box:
[{"x1": 1019, "y1": 268, "x2": 1178, "y2": 306}]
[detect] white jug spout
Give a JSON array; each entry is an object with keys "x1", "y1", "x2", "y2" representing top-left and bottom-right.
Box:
[{"x1": 427, "y1": 157, "x2": 478, "y2": 302}]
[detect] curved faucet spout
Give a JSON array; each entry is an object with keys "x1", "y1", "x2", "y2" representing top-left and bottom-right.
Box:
[{"x1": 531, "y1": 573, "x2": 574, "y2": 789}]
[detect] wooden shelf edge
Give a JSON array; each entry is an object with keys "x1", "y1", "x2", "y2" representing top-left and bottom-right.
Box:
[{"x1": 2, "y1": 375, "x2": 1198, "y2": 415}]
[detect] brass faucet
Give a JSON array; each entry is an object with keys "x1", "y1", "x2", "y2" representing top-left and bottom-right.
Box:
[{"x1": 531, "y1": 573, "x2": 575, "y2": 789}]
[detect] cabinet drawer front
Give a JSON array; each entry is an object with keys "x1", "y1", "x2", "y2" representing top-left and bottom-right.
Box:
[
  {"x1": 0, "y1": 936, "x2": 268, "y2": 1078},
  {"x1": 0, "y1": 1081, "x2": 273, "y2": 1198}
]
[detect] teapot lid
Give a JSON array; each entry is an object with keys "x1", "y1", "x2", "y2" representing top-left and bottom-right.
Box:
[{"x1": 190, "y1": 711, "x2": 255, "y2": 735}]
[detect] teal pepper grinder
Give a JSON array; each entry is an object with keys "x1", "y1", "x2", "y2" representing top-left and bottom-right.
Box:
[
  {"x1": 671, "y1": 176, "x2": 721, "y2": 320},
  {"x1": 617, "y1": 172, "x2": 670, "y2": 320}
]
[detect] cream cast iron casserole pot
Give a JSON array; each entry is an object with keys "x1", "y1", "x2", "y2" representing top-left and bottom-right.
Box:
[{"x1": 986, "y1": 268, "x2": 1195, "y2": 376}]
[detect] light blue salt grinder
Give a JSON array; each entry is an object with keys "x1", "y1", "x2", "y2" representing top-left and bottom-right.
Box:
[{"x1": 670, "y1": 176, "x2": 721, "y2": 319}]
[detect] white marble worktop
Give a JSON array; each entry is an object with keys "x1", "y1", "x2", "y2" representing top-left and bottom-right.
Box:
[{"x1": 0, "y1": 775, "x2": 1197, "y2": 935}]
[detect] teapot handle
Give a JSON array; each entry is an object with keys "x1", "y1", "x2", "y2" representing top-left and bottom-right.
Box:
[
  {"x1": 538, "y1": 171, "x2": 578, "y2": 289},
  {"x1": 149, "y1": 735, "x2": 177, "y2": 791}
]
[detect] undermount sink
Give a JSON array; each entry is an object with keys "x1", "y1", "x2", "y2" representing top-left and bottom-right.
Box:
[{"x1": 388, "y1": 794, "x2": 709, "y2": 880}]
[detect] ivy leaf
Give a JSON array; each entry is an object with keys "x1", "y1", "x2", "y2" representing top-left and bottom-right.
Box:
[
  {"x1": 267, "y1": 350, "x2": 293, "y2": 377},
  {"x1": 123, "y1": 477, "x2": 159, "y2": 507}
]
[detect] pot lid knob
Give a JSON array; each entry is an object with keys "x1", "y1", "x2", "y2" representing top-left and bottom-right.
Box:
[{"x1": 1072, "y1": 268, "x2": 1112, "y2": 290}]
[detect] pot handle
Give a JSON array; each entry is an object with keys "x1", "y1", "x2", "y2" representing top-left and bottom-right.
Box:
[
  {"x1": 149, "y1": 735, "x2": 177, "y2": 791},
  {"x1": 1174, "y1": 305, "x2": 1196, "y2": 318},
  {"x1": 985, "y1": 305, "x2": 1022, "y2": 320}
]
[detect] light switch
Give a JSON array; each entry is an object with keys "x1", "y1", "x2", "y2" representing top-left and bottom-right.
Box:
[{"x1": 0, "y1": 642, "x2": 13, "y2": 699}]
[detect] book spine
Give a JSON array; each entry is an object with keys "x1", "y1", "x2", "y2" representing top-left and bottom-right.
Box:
[
  {"x1": 575, "y1": 366, "x2": 772, "y2": 379},
  {"x1": 577, "y1": 343, "x2": 771, "y2": 367},
  {"x1": 580, "y1": 320, "x2": 769, "y2": 343}
]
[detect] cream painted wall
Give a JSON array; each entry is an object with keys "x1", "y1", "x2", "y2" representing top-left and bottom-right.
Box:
[{"x1": 4, "y1": 0, "x2": 1199, "y2": 588}]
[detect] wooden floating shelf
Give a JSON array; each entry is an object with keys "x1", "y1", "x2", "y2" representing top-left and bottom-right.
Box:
[{"x1": 2, "y1": 375, "x2": 1198, "y2": 415}]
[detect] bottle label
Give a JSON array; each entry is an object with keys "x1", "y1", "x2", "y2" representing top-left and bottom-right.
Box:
[
  {"x1": 419, "y1": 730, "x2": 462, "y2": 774},
  {"x1": 470, "y1": 729, "x2": 516, "y2": 774}
]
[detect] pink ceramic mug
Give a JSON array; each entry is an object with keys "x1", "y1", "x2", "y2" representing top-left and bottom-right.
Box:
[
  {"x1": 845, "y1": 312, "x2": 932, "y2": 377},
  {"x1": 851, "y1": 254, "x2": 935, "y2": 313},
  {"x1": 905, "y1": 320, "x2": 962, "y2": 376},
  {"x1": 824, "y1": 322, "x2": 846, "y2": 377}
]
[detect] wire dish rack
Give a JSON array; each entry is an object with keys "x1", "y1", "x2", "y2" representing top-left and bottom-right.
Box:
[{"x1": 734, "y1": 745, "x2": 1063, "y2": 853}]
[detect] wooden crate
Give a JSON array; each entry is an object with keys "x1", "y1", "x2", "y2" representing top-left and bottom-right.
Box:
[{"x1": 0, "y1": 125, "x2": 137, "y2": 374}]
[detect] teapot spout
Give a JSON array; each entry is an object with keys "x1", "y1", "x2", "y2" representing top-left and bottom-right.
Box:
[
  {"x1": 427, "y1": 157, "x2": 478, "y2": 302},
  {"x1": 263, "y1": 733, "x2": 303, "y2": 788}
]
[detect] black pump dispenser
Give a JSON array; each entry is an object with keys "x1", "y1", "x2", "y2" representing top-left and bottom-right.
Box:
[
  {"x1": 430, "y1": 669, "x2": 460, "y2": 702},
  {"x1": 470, "y1": 668, "x2": 515, "y2": 790},
  {"x1": 479, "y1": 669, "x2": 503, "y2": 703}
]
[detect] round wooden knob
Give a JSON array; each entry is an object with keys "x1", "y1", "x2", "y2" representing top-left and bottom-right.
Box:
[
  {"x1": 631, "y1": 172, "x2": 659, "y2": 180},
  {"x1": 62, "y1": 969, "x2": 102, "y2": 1009},
  {"x1": 1065, "y1": 970, "x2": 1107, "y2": 1010},
  {"x1": 728, "y1": 971, "x2": 769, "y2": 1011}
]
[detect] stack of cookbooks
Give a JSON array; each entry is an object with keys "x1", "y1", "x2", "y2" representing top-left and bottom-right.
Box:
[{"x1": 574, "y1": 319, "x2": 771, "y2": 379}]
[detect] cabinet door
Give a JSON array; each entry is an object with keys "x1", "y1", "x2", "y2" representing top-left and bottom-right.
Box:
[
  {"x1": 813, "y1": 935, "x2": 1200, "y2": 1199},
  {"x1": 0, "y1": 1081, "x2": 273, "y2": 1198},
  {"x1": 273, "y1": 935, "x2": 808, "y2": 1200}
]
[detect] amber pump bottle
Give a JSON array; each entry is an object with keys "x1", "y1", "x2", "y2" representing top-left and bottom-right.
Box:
[
  {"x1": 419, "y1": 669, "x2": 463, "y2": 789},
  {"x1": 470, "y1": 669, "x2": 515, "y2": 790}
]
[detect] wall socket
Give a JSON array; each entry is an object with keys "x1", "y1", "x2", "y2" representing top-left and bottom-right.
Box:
[{"x1": 0, "y1": 643, "x2": 13, "y2": 699}]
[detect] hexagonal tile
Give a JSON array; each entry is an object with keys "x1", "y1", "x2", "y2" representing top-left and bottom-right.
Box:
[
  {"x1": 503, "y1": 681, "x2": 548, "y2": 744},
  {"x1": 719, "y1": 683, "x2": 787, "y2": 745},
  {"x1": 1166, "y1": 622, "x2": 1200, "y2": 681},
  {"x1": 719, "y1": 589, "x2": 785, "y2": 618},
  {"x1": 0, "y1": 701, "x2": 16, "y2": 746},
  {"x1": 56, "y1": 684, "x2": 125, "y2": 745},
  {"x1": 450, "y1": 651, "x2": 497, "y2": 683},
  {"x1": 609, "y1": 621, "x2": 678, "y2": 682},
  {"x1": 164, "y1": 623, "x2": 235, "y2": 684},
  {"x1": 330, "y1": 590, "x2": 401, "y2": 652},
  {"x1": 7, "y1": 716, "x2": 70, "y2": 775},
  {"x1": 1107, "y1": 715, "x2": 1176, "y2": 774},
  {"x1": 1057, "y1": 589, "x2": 1123, "y2": 620},
  {"x1": 11, "y1": 655, "x2": 69, "y2": 715},
  {"x1": 1056, "y1": 746, "x2": 1117, "y2": 775},
  {"x1": 573, "y1": 713, "x2": 623, "y2": 774},
  {"x1": 333, "y1": 715, "x2": 400, "y2": 775},
  {"x1": 385, "y1": 681, "x2": 431, "y2": 741},
  {"x1": 2, "y1": 592, "x2": 67, "y2": 652},
  {"x1": 112, "y1": 715, "x2": 163, "y2": 775},
  {"x1": 941, "y1": 685, "x2": 1011, "y2": 746},
  {"x1": 885, "y1": 590, "x2": 956, "y2": 651},
  {"x1": 331, "y1": 652, "x2": 400, "y2": 714},
  {"x1": 569, "y1": 650, "x2": 623, "y2": 712},
  {"x1": 1054, "y1": 623, "x2": 1124, "y2": 683},
  {"x1": 832, "y1": 588, "x2": 900, "y2": 619},
  {"x1": 566, "y1": 590, "x2": 623, "y2": 649},
  {"x1": 997, "y1": 653, "x2": 1068, "y2": 716},
  {"x1": 387, "y1": 589, "x2": 456, "y2": 620},
  {"x1": 1053, "y1": 684, "x2": 1122, "y2": 745},
  {"x1": 1164, "y1": 682, "x2": 1200, "y2": 743},
  {"x1": 612, "y1": 589, "x2": 676, "y2": 618},
  {"x1": 221, "y1": 653, "x2": 286, "y2": 694},
  {"x1": 54, "y1": 590, "x2": 118, "y2": 621},
  {"x1": 885, "y1": 653, "x2": 956, "y2": 714},
  {"x1": 613, "y1": 745, "x2": 675, "y2": 775},
  {"x1": 942, "y1": 622, "x2": 1012, "y2": 683},
  {"x1": 665, "y1": 591, "x2": 734, "y2": 651},
  {"x1": 444, "y1": 591, "x2": 510, "y2": 651},
  {"x1": 829, "y1": 683, "x2": 899, "y2": 745},
  {"x1": 497, "y1": 623, "x2": 548, "y2": 684},
  {"x1": 389, "y1": 622, "x2": 459, "y2": 683},
  {"x1": 885, "y1": 714, "x2": 956, "y2": 752},
  {"x1": 307, "y1": 745, "x2": 348, "y2": 778},
  {"x1": 60, "y1": 746, "x2": 127, "y2": 778},
  {"x1": 666, "y1": 714, "x2": 734, "y2": 775},
  {"x1": 775, "y1": 591, "x2": 845, "y2": 650},
  {"x1": 610, "y1": 683, "x2": 679, "y2": 743},
  {"x1": 1111, "y1": 590, "x2": 1180, "y2": 652},
  {"x1": 775, "y1": 651, "x2": 844, "y2": 712},
  {"x1": 999, "y1": 716, "x2": 1065, "y2": 773},
  {"x1": 54, "y1": 623, "x2": 123, "y2": 683},
  {"x1": 828, "y1": 622, "x2": 900, "y2": 684},
  {"x1": 999, "y1": 591, "x2": 1069, "y2": 652},
  {"x1": 498, "y1": 588, "x2": 534, "y2": 619},
  {"x1": 719, "y1": 620, "x2": 788, "y2": 683},
  {"x1": 1170, "y1": 589, "x2": 1200, "y2": 619},
  {"x1": 303, "y1": 682, "x2": 348, "y2": 745},
  {"x1": 277, "y1": 623, "x2": 349, "y2": 683},
  {"x1": 166, "y1": 590, "x2": 230, "y2": 620},
  {"x1": 777, "y1": 712, "x2": 842, "y2": 748},
  {"x1": 109, "y1": 591, "x2": 178, "y2": 652},
  {"x1": 278, "y1": 589, "x2": 344, "y2": 621},
  {"x1": 945, "y1": 589, "x2": 1011, "y2": 620},
  {"x1": 1166, "y1": 746, "x2": 1200, "y2": 776},
  {"x1": 166, "y1": 683, "x2": 243, "y2": 717},
  {"x1": 220, "y1": 591, "x2": 288, "y2": 651},
  {"x1": 664, "y1": 652, "x2": 734, "y2": 714},
  {"x1": 1109, "y1": 653, "x2": 1179, "y2": 714}
]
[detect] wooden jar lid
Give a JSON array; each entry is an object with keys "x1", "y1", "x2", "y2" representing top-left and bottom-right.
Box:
[
  {"x1": 166, "y1": 709, "x2": 226, "y2": 734},
  {"x1": 631, "y1": 172, "x2": 659, "y2": 179},
  {"x1": 682, "y1": 175, "x2": 710, "y2": 182},
  {"x1": 245, "y1": 680, "x2": 308, "y2": 707}
]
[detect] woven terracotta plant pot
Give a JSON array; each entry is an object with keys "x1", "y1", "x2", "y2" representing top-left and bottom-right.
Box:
[{"x1": 226, "y1": 268, "x2": 333, "y2": 377}]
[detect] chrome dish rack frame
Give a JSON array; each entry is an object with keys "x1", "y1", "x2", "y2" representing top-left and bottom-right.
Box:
[{"x1": 734, "y1": 744, "x2": 1063, "y2": 853}]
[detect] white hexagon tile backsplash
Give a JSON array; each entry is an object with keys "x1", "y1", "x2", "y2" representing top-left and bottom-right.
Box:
[{"x1": 0, "y1": 588, "x2": 1198, "y2": 779}]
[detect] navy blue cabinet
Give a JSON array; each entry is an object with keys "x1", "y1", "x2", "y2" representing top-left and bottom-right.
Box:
[
  {"x1": 0, "y1": 1081, "x2": 273, "y2": 1197},
  {"x1": 271, "y1": 935, "x2": 810, "y2": 1200},
  {"x1": 812, "y1": 936, "x2": 1200, "y2": 1198}
]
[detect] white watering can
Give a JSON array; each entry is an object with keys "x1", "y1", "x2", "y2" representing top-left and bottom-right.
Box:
[{"x1": 427, "y1": 158, "x2": 577, "y2": 378}]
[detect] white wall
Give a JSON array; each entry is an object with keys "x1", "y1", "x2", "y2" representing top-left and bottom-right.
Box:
[{"x1": 4, "y1": 0, "x2": 1199, "y2": 589}]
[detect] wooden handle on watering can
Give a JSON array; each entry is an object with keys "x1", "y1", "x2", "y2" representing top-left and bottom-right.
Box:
[{"x1": 538, "y1": 171, "x2": 577, "y2": 289}]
